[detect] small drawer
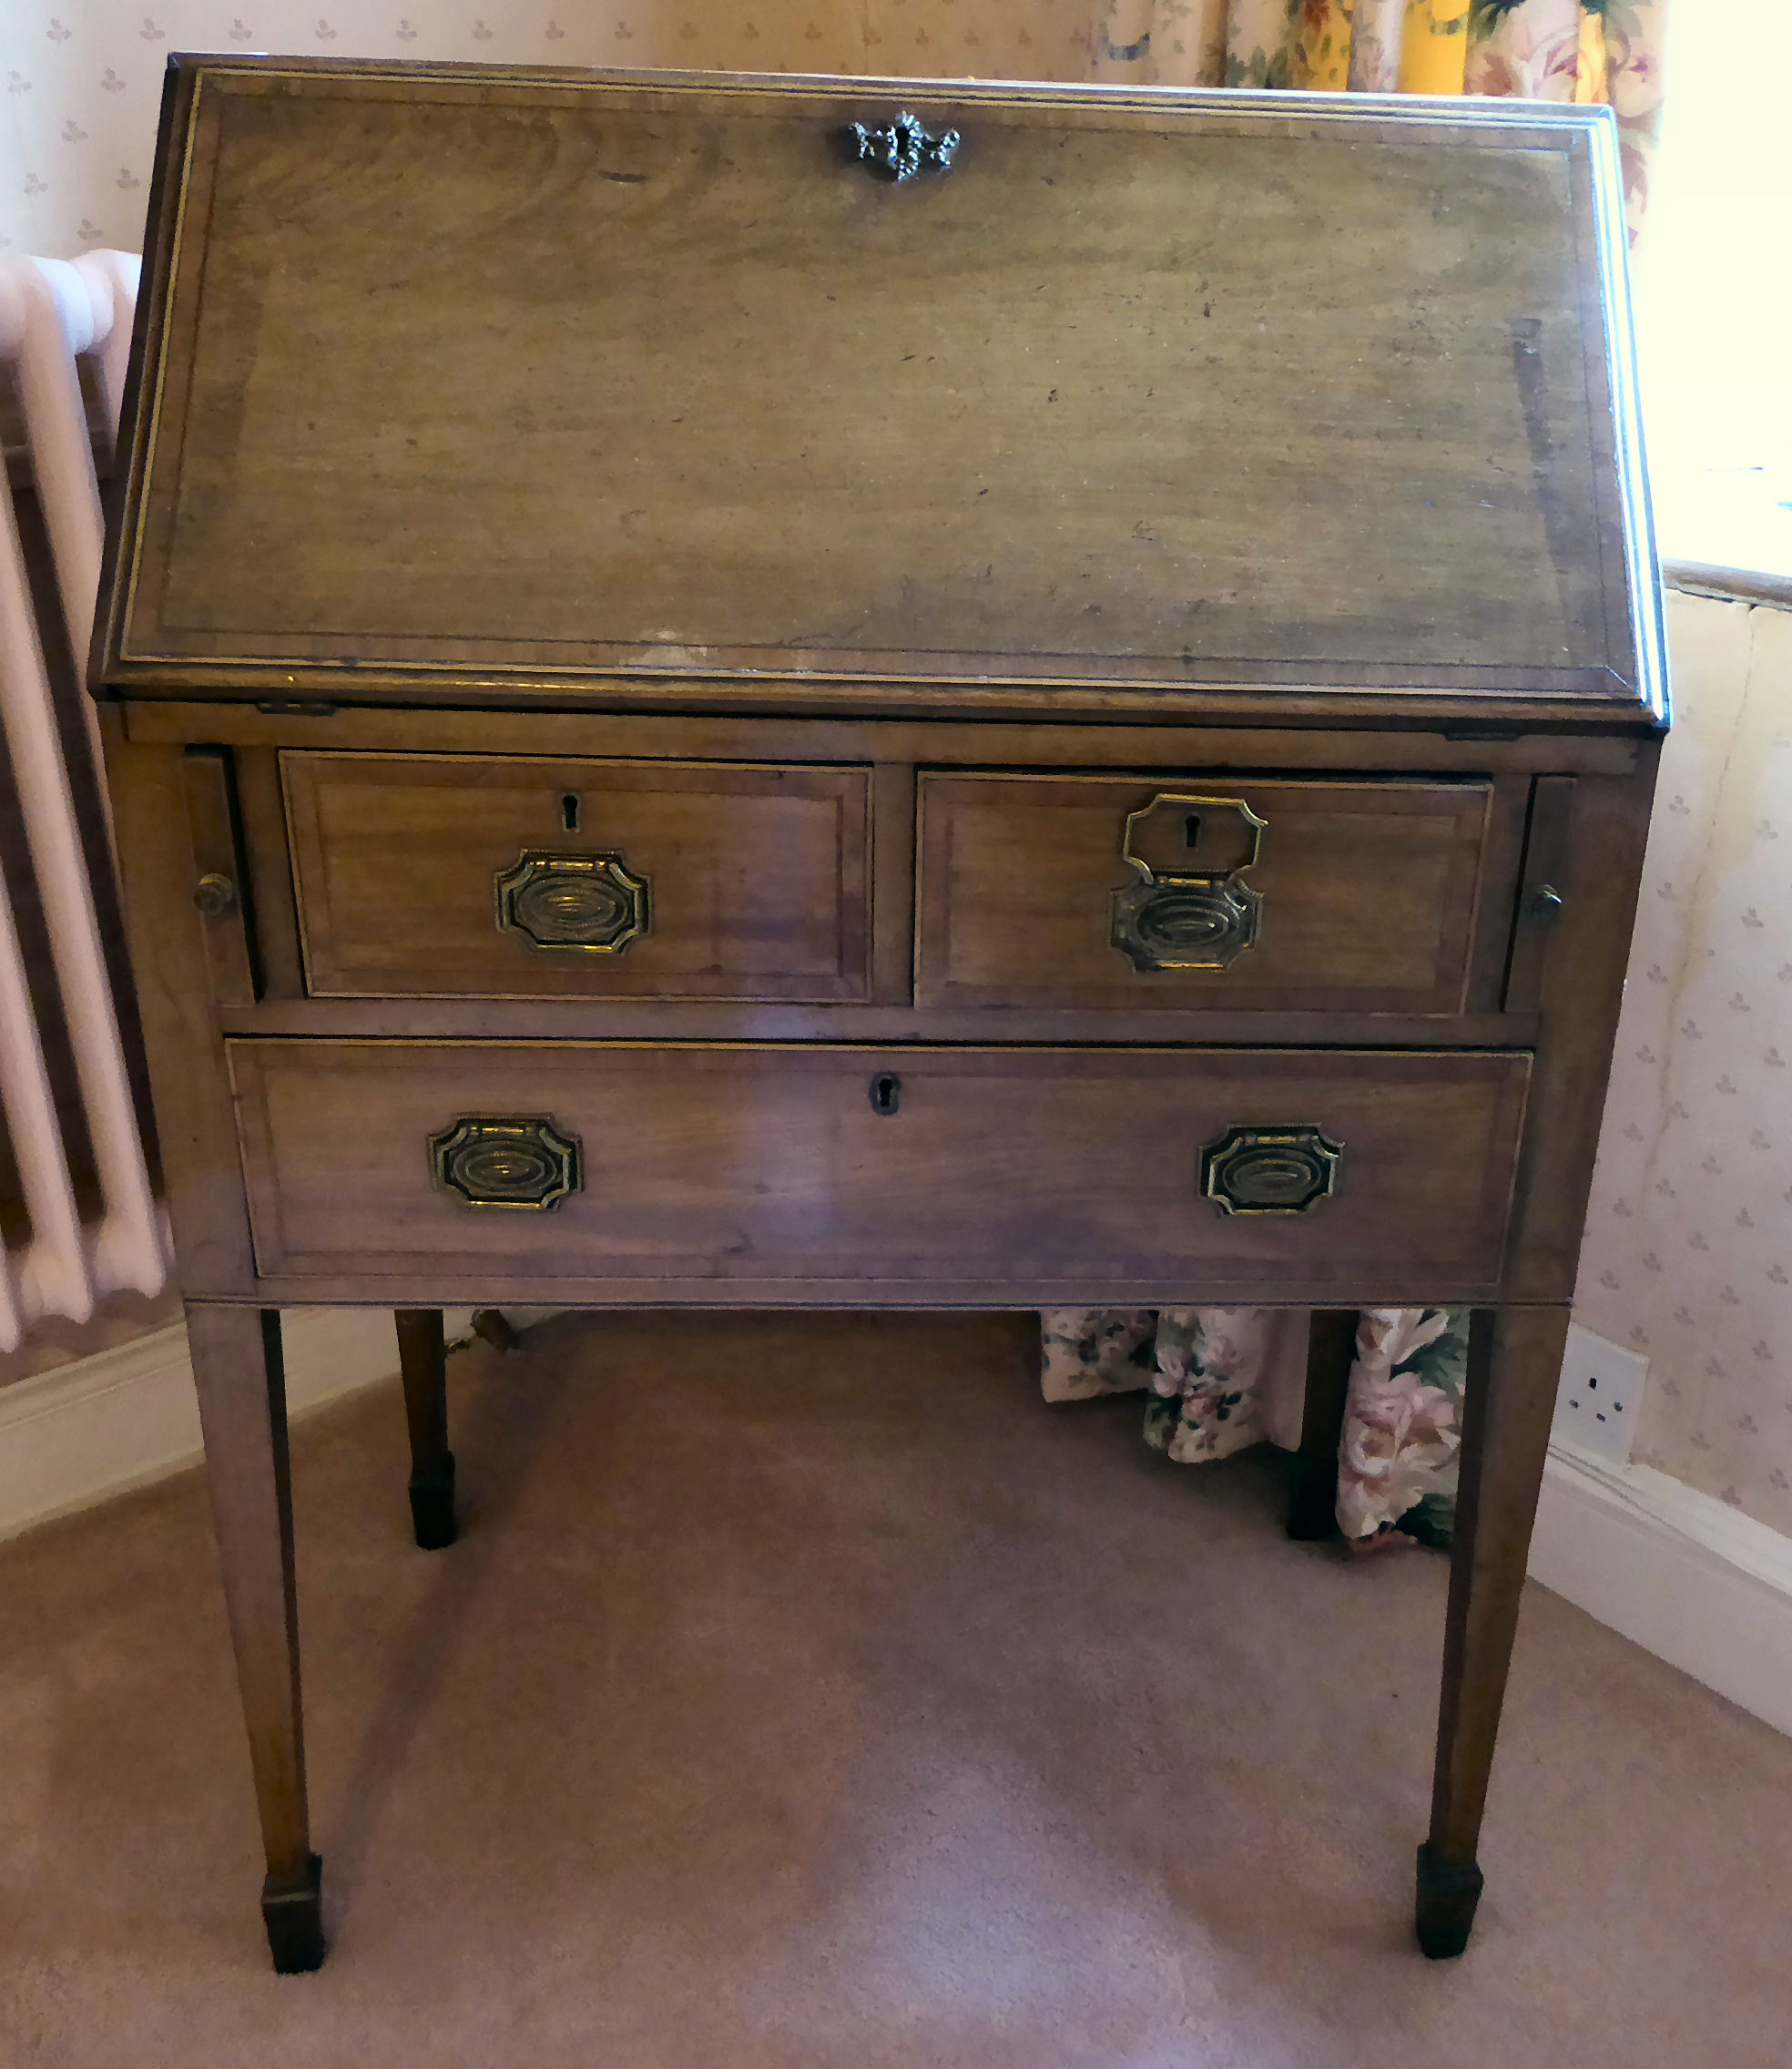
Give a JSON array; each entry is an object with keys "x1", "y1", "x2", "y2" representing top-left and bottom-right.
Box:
[
  {"x1": 281, "y1": 752, "x2": 871, "y2": 1001},
  {"x1": 228, "y1": 1039, "x2": 1529, "y2": 1302},
  {"x1": 917, "y1": 772, "x2": 1498, "y2": 1014}
]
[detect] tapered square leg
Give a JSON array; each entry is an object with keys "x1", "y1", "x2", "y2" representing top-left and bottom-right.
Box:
[
  {"x1": 187, "y1": 1304, "x2": 324, "y2": 1974},
  {"x1": 1287, "y1": 1309, "x2": 1358, "y2": 1541},
  {"x1": 1419, "y1": 1305, "x2": 1569, "y2": 1958},
  {"x1": 396, "y1": 1309, "x2": 455, "y2": 1549}
]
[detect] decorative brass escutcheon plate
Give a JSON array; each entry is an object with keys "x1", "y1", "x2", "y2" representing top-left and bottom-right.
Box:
[
  {"x1": 1201, "y1": 1124, "x2": 1343, "y2": 1216},
  {"x1": 846, "y1": 111, "x2": 961, "y2": 181},
  {"x1": 430, "y1": 1116, "x2": 582, "y2": 1209},
  {"x1": 1111, "y1": 793, "x2": 1267, "y2": 972},
  {"x1": 494, "y1": 850, "x2": 648, "y2": 955}
]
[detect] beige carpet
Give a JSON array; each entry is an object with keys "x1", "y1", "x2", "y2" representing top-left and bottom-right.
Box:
[{"x1": 1, "y1": 1310, "x2": 1787, "y2": 2068}]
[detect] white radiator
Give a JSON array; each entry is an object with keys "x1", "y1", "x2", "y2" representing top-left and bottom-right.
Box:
[{"x1": 0, "y1": 252, "x2": 167, "y2": 1351}]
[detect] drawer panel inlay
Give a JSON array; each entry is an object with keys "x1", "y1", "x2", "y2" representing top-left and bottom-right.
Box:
[
  {"x1": 918, "y1": 772, "x2": 1496, "y2": 1014},
  {"x1": 229, "y1": 1041, "x2": 1530, "y2": 1299},
  {"x1": 282, "y1": 752, "x2": 871, "y2": 1002}
]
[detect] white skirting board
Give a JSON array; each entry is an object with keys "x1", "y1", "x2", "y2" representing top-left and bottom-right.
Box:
[
  {"x1": 0, "y1": 1307, "x2": 477, "y2": 1543},
  {"x1": 1530, "y1": 1442, "x2": 1792, "y2": 1739},
  {"x1": 4, "y1": 1320, "x2": 1790, "y2": 1740}
]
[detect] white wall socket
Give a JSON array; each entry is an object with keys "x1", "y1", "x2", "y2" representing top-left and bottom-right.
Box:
[{"x1": 1553, "y1": 1322, "x2": 1651, "y2": 1466}]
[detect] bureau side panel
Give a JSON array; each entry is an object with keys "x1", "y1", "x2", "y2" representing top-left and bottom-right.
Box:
[
  {"x1": 1503, "y1": 749, "x2": 1662, "y2": 1299},
  {"x1": 100, "y1": 715, "x2": 257, "y2": 1292}
]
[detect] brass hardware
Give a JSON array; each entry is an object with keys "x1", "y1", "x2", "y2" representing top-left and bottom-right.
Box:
[
  {"x1": 846, "y1": 111, "x2": 961, "y2": 181},
  {"x1": 193, "y1": 871, "x2": 237, "y2": 916},
  {"x1": 494, "y1": 850, "x2": 648, "y2": 955},
  {"x1": 1525, "y1": 882, "x2": 1564, "y2": 921},
  {"x1": 430, "y1": 1116, "x2": 581, "y2": 1210},
  {"x1": 1201, "y1": 1125, "x2": 1342, "y2": 1216},
  {"x1": 1115, "y1": 878, "x2": 1259, "y2": 965},
  {"x1": 1111, "y1": 793, "x2": 1267, "y2": 973},
  {"x1": 870, "y1": 1071, "x2": 901, "y2": 1116}
]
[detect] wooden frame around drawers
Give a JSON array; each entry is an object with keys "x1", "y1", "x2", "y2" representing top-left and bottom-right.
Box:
[{"x1": 110, "y1": 700, "x2": 1655, "y2": 1319}]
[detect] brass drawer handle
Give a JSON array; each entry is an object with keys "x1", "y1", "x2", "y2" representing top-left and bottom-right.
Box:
[
  {"x1": 1201, "y1": 1125, "x2": 1342, "y2": 1216},
  {"x1": 1111, "y1": 793, "x2": 1266, "y2": 973},
  {"x1": 430, "y1": 1116, "x2": 581, "y2": 1210},
  {"x1": 1116, "y1": 879, "x2": 1258, "y2": 967},
  {"x1": 846, "y1": 112, "x2": 961, "y2": 182},
  {"x1": 494, "y1": 850, "x2": 648, "y2": 955}
]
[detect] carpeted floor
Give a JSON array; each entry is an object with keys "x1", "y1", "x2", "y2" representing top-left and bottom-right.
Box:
[{"x1": 1, "y1": 1310, "x2": 1787, "y2": 2067}]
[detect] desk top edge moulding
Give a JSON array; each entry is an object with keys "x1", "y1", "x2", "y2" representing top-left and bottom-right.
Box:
[
  {"x1": 95, "y1": 56, "x2": 1667, "y2": 729},
  {"x1": 89, "y1": 56, "x2": 1668, "y2": 1978}
]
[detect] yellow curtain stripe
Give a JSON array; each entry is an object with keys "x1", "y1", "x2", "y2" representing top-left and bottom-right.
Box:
[{"x1": 1397, "y1": 0, "x2": 1471, "y2": 96}]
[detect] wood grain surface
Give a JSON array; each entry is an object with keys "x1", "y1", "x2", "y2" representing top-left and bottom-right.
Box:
[
  {"x1": 226, "y1": 1039, "x2": 1529, "y2": 1299},
  {"x1": 125, "y1": 699, "x2": 1650, "y2": 774},
  {"x1": 918, "y1": 772, "x2": 1496, "y2": 1014},
  {"x1": 100, "y1": 64, "x2": 1657, "y2": 709},
  {"x1": 282, "y1": 751, "x2": 871, "y2": 1001}
]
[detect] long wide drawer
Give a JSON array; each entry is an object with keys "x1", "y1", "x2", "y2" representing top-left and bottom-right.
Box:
[
  {"x1": 281, "y1": 752, "x2": 871, "y2": 1001},
  {"x1": 917, "y1": 772, "x2": 1498, "y2": 1014},
  {"x1": 229, "y1": 1041, "x2": 1530, "y2": 1299}
]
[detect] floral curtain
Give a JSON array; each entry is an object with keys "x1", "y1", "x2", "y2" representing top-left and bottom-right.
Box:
[
  {"x1": 1044, "y1": 1306, "x2": 1471, "y2": 1545},
  {"x1": 1090, "y1": 1, "x2": 1666, "y2": 229},
  {"x1": 1046, "y1": 0, "x2": 1667, "y2": 1544}
]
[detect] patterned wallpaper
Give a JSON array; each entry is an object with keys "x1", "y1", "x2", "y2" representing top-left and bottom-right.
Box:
[
  {"x1": 0, "y1": 2, "x2": 1097, "y2": 256},
  {"x1": 3, "y1": 7, "x2": 1789, "y2": 1534},
  {"x1": 1573, "y1": 593, "x2": 1792, "y2": 1535}
]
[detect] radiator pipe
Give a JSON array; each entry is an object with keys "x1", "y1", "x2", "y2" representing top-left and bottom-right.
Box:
[{"x1": 0, "y1": 256, "x2": 167, "y2": 1313}]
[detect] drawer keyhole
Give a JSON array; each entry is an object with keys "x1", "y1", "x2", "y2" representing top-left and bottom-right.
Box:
[
  {"x1": 560, "y1": 792, "x2": 581, "y2": 833},
  {"x1": 1184, "y1": 811, "x2": 1203, "y2": 849},
  {"x1": 870, "y1": 1072, "x2": 901, "y2": 1117}
]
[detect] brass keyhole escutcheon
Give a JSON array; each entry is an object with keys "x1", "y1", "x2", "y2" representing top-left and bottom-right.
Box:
[{"x1": 1111, "y1": 793, "x2": 1267, "y2": 973}]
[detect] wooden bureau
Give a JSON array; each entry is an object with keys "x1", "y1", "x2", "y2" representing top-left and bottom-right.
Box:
[{"x1": 93, "y1": 58, "x2": 1666, "y2": 1973}]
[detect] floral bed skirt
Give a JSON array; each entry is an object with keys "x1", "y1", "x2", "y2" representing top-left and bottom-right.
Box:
[{"x1": 1041, "y1": 1307, "x2": 1471, "y2": 1544}]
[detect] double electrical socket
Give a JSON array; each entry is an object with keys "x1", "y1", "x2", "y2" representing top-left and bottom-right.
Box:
[{"x1": 1552, "y1": 1322, "x2": 1651, "y2": 1466}]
